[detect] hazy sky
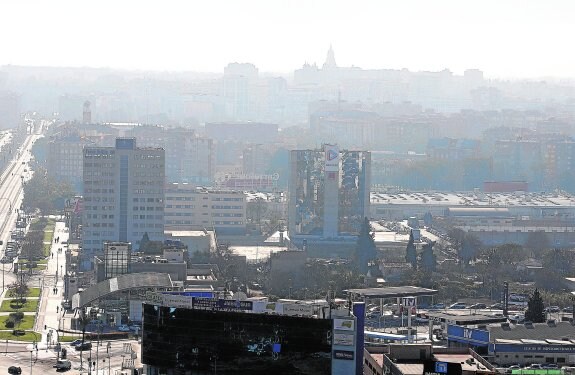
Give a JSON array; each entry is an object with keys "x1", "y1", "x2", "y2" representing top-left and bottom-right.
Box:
[{"x1": 1, "y1": 0, "x2": 574, "y2": 78}]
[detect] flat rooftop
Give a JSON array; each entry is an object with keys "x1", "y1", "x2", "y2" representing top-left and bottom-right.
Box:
[
  {"x1": 424, "y1": 311, "x2": 507, "y2": 325},
  {"x1": 229, "y1": 245, "x2": 288, "y2": 262},
  {"x1": 371, "y1": 191, "x2": 575, "y2": 208},
  {"x1": 346, "y1": 286, "x2": 438, "y2": 299}
]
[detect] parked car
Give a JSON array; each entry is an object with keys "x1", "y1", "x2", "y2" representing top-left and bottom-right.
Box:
[
  {"x1": 117, "y1": 325, "x2": 130, "y2": 332},
  {"x1": 529, "y1": 364, "x2": 543, "y2": 369},
  {"x1": 429, "y1": 303, "x2": 445, "y2": 310},
  {"x1": 490, "y1": 303, "x2": 504, "y2": 309},
  {"x1": 8, "y1": 367, "x2": 21, "y2": 375},
  {"x1": 448, "y1": 302, "x2": 467, "y2": 309},
  {"x1": 468, "y1": 303, "x2": 487, "y2": 310},
  {"x1": 563, "y1": 306, "x2": 574, "y2": 313},
  {"x1": 545, "y1": 306, "x2": 560, "y2": 313},
  {"x1": 542, "y1": 364, "x2": 558, "y2": 369},
  {"x1": 75, "y1": 342, "x2": 92, "y2": 351},
  {"x1": 53, "y1": 360, "x2": 71, "y2": 371}
]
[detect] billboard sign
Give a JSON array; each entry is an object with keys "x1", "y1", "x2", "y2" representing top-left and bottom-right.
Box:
[
  {"x1": 162, "y1": 294, "x2": 193, "y2": 309},
  {"x1": 447, "y1": 325, "x2": 489, "y2": 346},
  {"x1": 333, "y1": 318, "x2": 355, "y2": 331},
  {"x1": 333, "y1": 350, "x2": 354, "y2": 360},
  {"x1": 402, "y1": 297, "x2": 416, "y2": 307},
  {"x1": 333, "y1": 333, "x2": 355, "y2": 346},
  {"x1": 423, "y1": 360, "x2": 462, "y2": 375},
  {"x1": 324, "y1": 144, "x2": 340, "y2": 172},
  {"x1": 252, "y1": 301, "x2": 284, "y2": 314},
  {"x1": 283, "y1": 303, "x2": 313, "y2": 316}
]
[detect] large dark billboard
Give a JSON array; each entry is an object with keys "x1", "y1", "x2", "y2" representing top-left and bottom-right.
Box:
[{"x1": 142, "y1": 304, "x2": 332, "y2": 374}]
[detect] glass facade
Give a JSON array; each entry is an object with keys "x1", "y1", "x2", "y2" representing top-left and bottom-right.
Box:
[{"x1": 142, "y1": 304, "x2": 332, "y2": 374}]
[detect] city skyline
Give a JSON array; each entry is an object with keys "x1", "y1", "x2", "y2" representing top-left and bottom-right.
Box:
[{"x1": 2, "y1": 0, "x2": 575, "y2": 79}]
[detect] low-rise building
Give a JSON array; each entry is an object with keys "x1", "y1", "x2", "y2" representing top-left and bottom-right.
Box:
[{"x1": 164, "y1": 183, "x2": 246, "y2": 235}]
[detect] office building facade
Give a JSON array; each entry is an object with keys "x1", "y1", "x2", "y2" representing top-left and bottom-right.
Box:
[
  {"x1": 164, "y1": 183, "x2": 246, "y2": 235},
  {"x1": 82, "y1": 138, "x2": 165, "y2": 268},
  {"x1": 288, "y1": 145, "x2": 371, "y2": 243}
]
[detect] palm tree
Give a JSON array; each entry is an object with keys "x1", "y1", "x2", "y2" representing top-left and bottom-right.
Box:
[{"x1": 77, "y1": 309, "x2": 90, "y2": 370}]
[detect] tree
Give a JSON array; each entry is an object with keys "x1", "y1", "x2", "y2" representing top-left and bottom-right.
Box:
[
  {"x1": 139, "y1": 232, "x2": 150, "y2": 250},
  {"x1": 139, "y1": 232, "x2": 163, "y2": 254},
  {"x1": 525, "y1": 231, "x2": 550, "y2": 255},
  {"x1": 7, "y1": 281, "x2": 28, "y2": 307},
  {"x1": 23, "y1": 169, "x2": 75, "y2": 213},
  {"x1": 420, "y1": 242, "x2": 436, "y2": 273},
  {"x1": 459, "y1": 234, "x2": 482, "y2": 266},
  {"x1": 525, "y1": 288, "x2": 545, "y2": 323},
  {"x1": 405, "y1": 231, "x2": 417, "y2": 270},
  {"x1": 353, "y1": 217, "x2": 377, "y2": 275},
  {"x1": 447, "y1": 228, "x2": 466, "y2": 250}
]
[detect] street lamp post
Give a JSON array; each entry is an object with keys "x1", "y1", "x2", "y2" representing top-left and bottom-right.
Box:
[{"x1": 0, "y1": 196, "x2": 13, "y2": 293}]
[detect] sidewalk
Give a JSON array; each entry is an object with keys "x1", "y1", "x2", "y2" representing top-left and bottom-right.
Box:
[{"x1": 36, "y1": 220, "x2": 68, "y2": 345}]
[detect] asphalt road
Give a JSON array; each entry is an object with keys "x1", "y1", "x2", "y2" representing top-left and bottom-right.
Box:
[
  {"x1": 0, "y1": 131, "x2": 42, "y2": 289},
  {"x1": 0, "y1": 339, "x2": 139, "y2": 374}
]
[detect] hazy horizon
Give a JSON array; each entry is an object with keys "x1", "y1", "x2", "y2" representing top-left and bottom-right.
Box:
[{"x1": 2, "y1": 0, "x2": 575, "y2": 80}]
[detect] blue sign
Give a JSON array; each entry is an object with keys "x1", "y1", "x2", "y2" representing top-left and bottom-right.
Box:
[
  {"x1": 435, "y1": 362, "x2": 448, "y2": 373},
  {"x1": 447, "y1": 325, "x2": 489, "y2": 346},
  {"x1": 162, "y1": 291, "x2": 214, "y2": 298}
]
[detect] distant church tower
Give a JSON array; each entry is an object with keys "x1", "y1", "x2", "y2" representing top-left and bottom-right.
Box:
[
  {"x1": 323, "y1": 45, "x2": 337, "y2": 70},
  {"x1": 83, "y1": 101, "x2": 91, "y2": 124}
]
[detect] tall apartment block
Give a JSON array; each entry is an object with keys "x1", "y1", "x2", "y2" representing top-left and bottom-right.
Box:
[
  {"x1": 47, "y1": 129, "x2": 96, "y2": 192},
  {"x1": 82, "y1": 138, "x2": 165, "y2": 269},
  {"x1": 288, "y1": 145, "x2": 371, "y2": 245}
]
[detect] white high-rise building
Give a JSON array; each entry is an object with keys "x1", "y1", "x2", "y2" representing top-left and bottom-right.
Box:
[{"x1": 82, "y1": 138, "x2": 165, "y2": 269}]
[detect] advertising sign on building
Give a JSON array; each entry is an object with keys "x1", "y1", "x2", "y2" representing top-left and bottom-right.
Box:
[
  {"x1": 283, "y1": 303, "x2": 313, "y2": 316},
  {"x1": 447, "y1": 325, "x2": 489, "y2": 346},
  {"x1": 333, "y1": 318, "x2": 355, "y2": 331},
  {"x1": 324, "y1": 144, "x2": 340, "y2": 172},
  {"x1": 333, "y1": 333, "x2": 355, "y2": 346},
  {"x1": 162, "y1": 294, "x2": 193, "y2": 309},
  {"x1": 423, "y1": 360, "x2": 462, "y2": 375},
  {"x1": 333, "y1": 350, "x2": 354, "y2": 360},
  {"x1": 252, "y1": 301, "x2": 284, "y2": 314}
]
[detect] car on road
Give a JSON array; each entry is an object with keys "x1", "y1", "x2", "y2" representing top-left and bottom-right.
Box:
[
  {"x1": 490, "y1": 303, "x2": 504, "y2": 309},
  {"x1": 69, "y1": 339, "x2": 83, "y2": 347},
  {"x1": 53, "y1": 360, "x2": 71, "y2": 371},
  {"x1": 117, "y1": 324, "x2": 131, "y2": 332},
  {"x1": 75, "y1": 342, "x2": 92, "y2": 351},
  {"x1": 8, "y1": 367, "x2": 21, "y2": 375}
]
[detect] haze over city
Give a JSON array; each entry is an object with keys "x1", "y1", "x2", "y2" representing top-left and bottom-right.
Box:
[
  {"x1": 2, "y1": 1, "x2": 575, "y2": 375},
  {"x1": 2, "y1": 0, "x2": 575, "y2": 78}
]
